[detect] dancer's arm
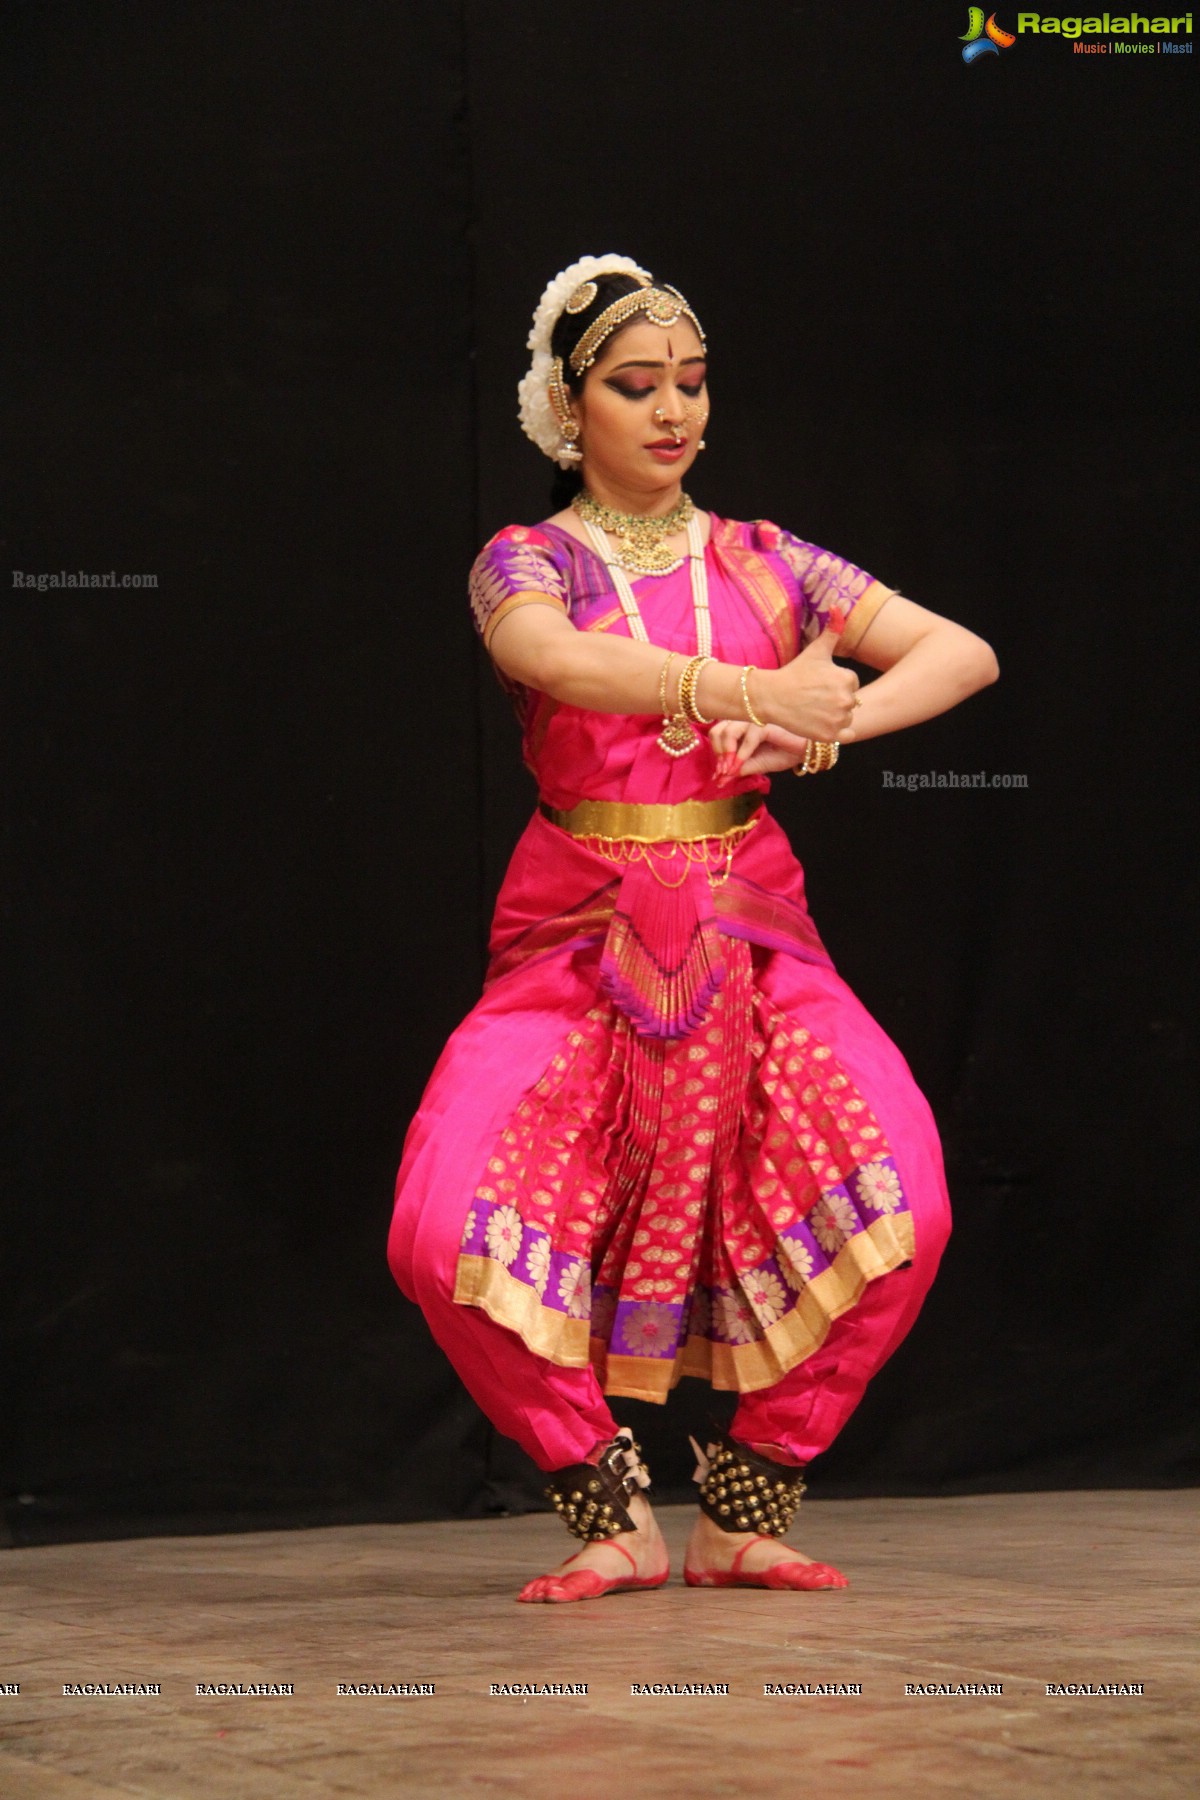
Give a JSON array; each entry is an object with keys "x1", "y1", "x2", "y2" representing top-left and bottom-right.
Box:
[
  {"x1": 709, "y1": 595, "x2": 998, "y2": 775},
  {"x1": 826, "y1": 593, "x2": 999, "y2": 741},
  {"x1": 486, "y1": 593, "x2": 863, "y2": 747}
]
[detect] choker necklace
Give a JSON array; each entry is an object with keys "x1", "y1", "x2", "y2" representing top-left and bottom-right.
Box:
[{"x1": 572, "y1": 489, "x2": 695, "y2": 576}]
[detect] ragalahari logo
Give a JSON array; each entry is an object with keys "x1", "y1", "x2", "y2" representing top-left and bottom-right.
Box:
[{"x1": 961, "y1": 8, "x2": 1017, "y2": 58}]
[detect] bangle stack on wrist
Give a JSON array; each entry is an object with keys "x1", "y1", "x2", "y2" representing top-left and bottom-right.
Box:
[
  {"x1": 678, "y1": 653, "x2": 715, "y2": 726},
  {"x1": 655, "y1": 650, "x2": 702, "y2": 757},
  {"x1": 792, "y1": 739, "x2": 840, "y2": 776}
]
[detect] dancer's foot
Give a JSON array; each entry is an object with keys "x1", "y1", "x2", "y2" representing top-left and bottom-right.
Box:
[
  {"x1": 517, "y1": 1491, "x2": 670, "y2": 1603},
  {"x1": 682, "y1": 1508, "x2": 849, "y2": 1590}
]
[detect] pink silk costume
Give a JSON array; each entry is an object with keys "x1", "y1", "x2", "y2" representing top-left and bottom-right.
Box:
[{"x1": 387, "y1": 515, "x2": 952, "y2": 1472}]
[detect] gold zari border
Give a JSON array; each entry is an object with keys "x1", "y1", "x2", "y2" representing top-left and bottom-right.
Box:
[
  {"x1": 453, "y1": 1253, "x2": 591, "y2": 1365},
  {"x1": 838, "y1": 580, "x2": 896, "y2": 656},
  {"x1": 669, "y1": 1210, "x2": 916, "y2": 1395},
  {"x1": 452, "y1": 1210, "x2": 915, "y2": 1401},
  {"x1": 482, "y1": 590, "x2": 568, "y2": 652}
]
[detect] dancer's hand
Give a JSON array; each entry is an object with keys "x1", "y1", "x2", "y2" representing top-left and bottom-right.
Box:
[
  {"x1": 711, "y1": 717, "x2": 810, "y2": 780},
  {"x1": 758, "y1": 625, "x2": 861, "y2": 742}
]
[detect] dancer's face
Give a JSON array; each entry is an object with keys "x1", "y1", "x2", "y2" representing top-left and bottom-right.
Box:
[{"x1": 571, "y1": 317, "x2": 709, "y2": 501}]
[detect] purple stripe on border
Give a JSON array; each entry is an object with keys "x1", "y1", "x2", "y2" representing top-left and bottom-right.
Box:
[{"x1": 463, "y1": 1160, "x2": 914, "y2": 1351}]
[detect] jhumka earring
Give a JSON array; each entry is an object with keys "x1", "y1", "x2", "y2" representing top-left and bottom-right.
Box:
[{"x1": 548, "y1": 356, "x2": 583, "y2": 464}]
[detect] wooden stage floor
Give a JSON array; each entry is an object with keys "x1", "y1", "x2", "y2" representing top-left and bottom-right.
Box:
[{"x1": 1, "y1": 1489, "x2": 1196, "y2": 1799}]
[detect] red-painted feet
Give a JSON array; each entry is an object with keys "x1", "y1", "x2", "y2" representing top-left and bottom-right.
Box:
[
  {"x1": 683, "y1": 1532, "x2": 849, "y2": 1590},
  {"x1": 517, "y1": 1537, "x2": 670, "y2": 1604}
]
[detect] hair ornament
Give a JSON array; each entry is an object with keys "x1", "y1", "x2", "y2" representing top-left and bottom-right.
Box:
[
  {"x1": 565, "y1": 280, "x2": 598, "y2": 314},
  {"x1": 517, "y1": 253, "x2": 652, "y2": 466}
]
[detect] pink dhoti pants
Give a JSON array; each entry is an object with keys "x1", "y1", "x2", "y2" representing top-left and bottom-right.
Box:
[{"x1": 388, "y1": 939, "x2": 952, "y2": 1473}]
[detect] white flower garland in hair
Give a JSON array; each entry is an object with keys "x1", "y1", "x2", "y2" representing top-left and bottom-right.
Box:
[{"x1": 517, "y1": 253, "x2": 652, "y2": 466}]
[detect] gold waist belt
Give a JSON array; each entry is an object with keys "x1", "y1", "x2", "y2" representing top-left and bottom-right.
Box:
[{"x1": 539, "y1": 792, "x2": 763, "y2": 843}]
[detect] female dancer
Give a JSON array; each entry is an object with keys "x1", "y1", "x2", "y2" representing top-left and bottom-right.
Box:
[{"x1": 388, "y1": 255, "x2": 998, "y2": 1603}]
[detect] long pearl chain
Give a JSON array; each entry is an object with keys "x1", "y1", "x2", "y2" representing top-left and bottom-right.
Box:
[{"x1": 578, "y1": 511, "x2": 712, "y2": 758}]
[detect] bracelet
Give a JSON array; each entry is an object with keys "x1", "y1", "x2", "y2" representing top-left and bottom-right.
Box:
[
  {"x1": 658, "y1": 650, "x2": 678, "y2": 719},
  {"x1": 678, "y1": 654, "x2": 716, "y2": 726},
  {"x1": 655, "y1": 650, "x2": 701, "y2": 758},
  {"x1": 792, "y1": 738, "x2": 841, "y2": 777},
  {"x1": 740, "y1": 665, "x2": 766, "y2": 728}
]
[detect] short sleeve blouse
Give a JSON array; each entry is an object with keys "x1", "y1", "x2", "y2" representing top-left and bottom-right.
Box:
[
  {"x1": 468, "y1": 526, "x2": 572, "y2": 652},
  {"x1": 467, "y1": 515, "x2": 896, "y2": 722},
  {"x1": 756, "y1": 520, "x2": 893, "y2": 656}
]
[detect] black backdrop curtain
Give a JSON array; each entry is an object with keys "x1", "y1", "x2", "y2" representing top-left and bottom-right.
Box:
[{"x1": 4, "y1": 1, "x2": 1196, "y2": 1545}]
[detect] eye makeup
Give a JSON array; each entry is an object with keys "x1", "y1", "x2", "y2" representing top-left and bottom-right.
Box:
[
  {"x1": 605, "y1": 377, "x2": 658, "y2": 399},
  {"x1": 604, "y1": 362, "x2": 708, "y2": 402}
]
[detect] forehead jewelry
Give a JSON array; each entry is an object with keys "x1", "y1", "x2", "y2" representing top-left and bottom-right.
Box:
[{"x1": 569, "y1": 283, "x2": 707, "y2": 376}]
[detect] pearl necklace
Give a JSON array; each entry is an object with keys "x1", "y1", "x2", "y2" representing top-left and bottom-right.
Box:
[{"x1": 577, "y1": 509, "x2": 712, "y2": 758}]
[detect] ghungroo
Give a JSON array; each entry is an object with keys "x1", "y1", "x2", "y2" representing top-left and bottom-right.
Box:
[
  {"x1": 544, "y1": 1427, "x2": 652, "y2": 1541},
  {"x1": 689, "y1": 1432, "x2": 807, "y2": 1537}
]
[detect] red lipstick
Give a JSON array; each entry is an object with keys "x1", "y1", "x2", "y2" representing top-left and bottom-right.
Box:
[{"x1": 646, "y1": 437, "x2": 688, "y2": 461}]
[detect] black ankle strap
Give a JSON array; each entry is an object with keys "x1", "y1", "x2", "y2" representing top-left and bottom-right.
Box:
[{"x1": 544, "y1": 1428, "x2": 652, "y2": 1541}]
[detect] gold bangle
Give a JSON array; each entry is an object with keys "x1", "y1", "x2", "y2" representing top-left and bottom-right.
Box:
[
  {"x1": 679, "y1": 654, "x2": 715, "y2": 726},
  {"x1": 689, "y1": 655, "x2": 716, "y2": 725},
  {"x1": 675, "y1": 654, "x2": 702, "y2": 724},
  {"x1": 658, "y1": 650, "x2": 678, "y2": 719},
  {"x1": 792, "y1": 739, "x2": 841, "y2": 776},
  {"x1": 740, "y1": 665, "x2": 766, "y2": 728}
]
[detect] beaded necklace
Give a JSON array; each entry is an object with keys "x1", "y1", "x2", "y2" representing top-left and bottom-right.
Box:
[{"x1": 573, "y1": 489, "x2": 694, "y2": 576}]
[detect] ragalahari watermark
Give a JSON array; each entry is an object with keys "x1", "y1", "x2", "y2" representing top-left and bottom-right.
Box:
[
  {"x1": 882, "y1": 770, "x2": 1029, "y2": 790},
  {"x1": 13, "y1": 570, "x2": 159, "y2": 591}
]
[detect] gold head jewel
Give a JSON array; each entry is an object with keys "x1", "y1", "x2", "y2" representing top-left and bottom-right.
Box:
[
  {"x1": 564, "y1": 280, "x2": 597, "y2": 313},
  {"x1": 567, "y1": 279, "x2": 706, "y2": 375}
]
